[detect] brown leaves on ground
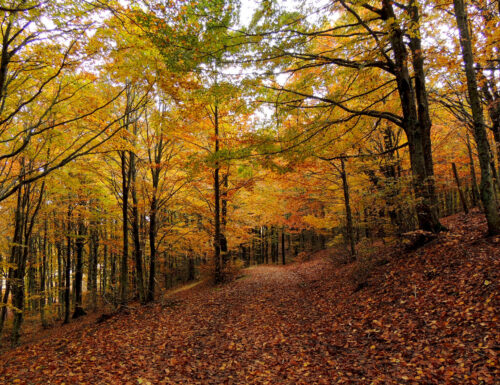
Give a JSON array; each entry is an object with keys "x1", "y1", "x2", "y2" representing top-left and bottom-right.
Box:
[{"x1": 1, "y1": 210, "x2": 498, "y2": 384}]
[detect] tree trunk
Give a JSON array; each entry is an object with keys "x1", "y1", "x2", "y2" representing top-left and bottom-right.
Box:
[
  {"x1": 40, "y1": 219, "x2": 48, "y2": 327},
  {"x1": 453, "y1": 0, "x2": 500, "y2": 234},
  {"x1": 56, "y1": 241, "x2": 63, "y2": 320},
  {"x1": 187, "y1": 257, "x2": 195, "y2": 281},
  {"x1": 72, "y1": 217, "x2": 86, "y2": 319},
  {"x1": 120, "y1": 151, "x2": 130, "y2": 305},
  {"x1": 281, "y1": 227, "x2": 286, "y2": 265},
  {"x1": 213, "y1": 104, "x2": 222, "y2": 283},
  {"x1": 147, "y1": 195, "x2": 157, "y2": 302},
  {"x1": 221, "y1": 172, "x2": 229, "y2": 266},
  {"x1": 452, "y1": 163, "x2": 469, "y2": 214},
  {"x1": 466, "y1": 131, "x2": 481, "y2": 207},
  {"x1": 12, "y1": 180, "x2": 44, "y2": 345},
  {"x1": 131, "y1": 153, "x2": 145, "y2": 303},
  {"x1": 0, "y1": 187, "x2": 23, "y2": 337},
  {"x1": 64, "y1": 208, "x2": 72, "y2": 325},
  {"x1": 0, "y1": 188, "x2": 24, "y2": 335},
  {"x1": 88, "y1": 224, "x2": 99, "y2": 310},
  {"x1": 383, "y1": 0, "x2": 443, "y2": 233},
  {"x1": 340, "y1": 158, "x2": 356, "y2": 259}
]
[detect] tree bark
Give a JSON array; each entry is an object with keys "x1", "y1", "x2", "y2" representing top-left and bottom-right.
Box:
[
  {"x1": 11, "y1": 179, "x2": 44, "y2": 345},
  {"x1": 281, "y1": 227, "x2": 286, "y2": 265},
  {"x1": 147, "y1": 194, "x2": 157, "y2": 302},
  {"x1": 0, "y1": 186, "x2": 23, "y2": 336},
  {"x1": 40, "y1": 219, "x2": 48, "y2": 327},
  {"x1": 466, "y1": 131, "x2": 481, "y2": 207},
  {"x1": 453, "y1": 0, "x2": 500, "y2": 234},
  {"x1": 382, "y1": 0, "x2": 443, "y2": 233},
  {"x1": 130, "y1": 152, "x2": 145, "y2": 303},
  {"x1": 72, "y1": 216, "x2": 86, "y2": 319},
  {"x1": 340, "y1": 158, "x2": 356, "y2": 259},
  {"x1": 120, "y1": 150, "x2": 131, "y2": 305},
  {"x1": 214, "y1": 103, "x2": 222, "y2": 283},
  {"x1": 452, "y1": 162, "x2": 469, "y2": 214},
  {"x1": 63, "y1": 207, "x2": 72, "y2": 325},
  {"x1": 88, "y1": 223, "x2": 99, "y2": 310}
]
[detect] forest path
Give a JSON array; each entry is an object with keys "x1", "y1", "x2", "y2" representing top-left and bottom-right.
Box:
[
  {"x1": 1, "y1": 211, "x2": 498, "y2": 384},
  {"x1": 1, "y1": 254, "x2": 350, "y2": 385}
]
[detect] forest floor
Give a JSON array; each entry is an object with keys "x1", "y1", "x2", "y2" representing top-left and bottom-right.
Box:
[{"x1": 0, "y1": 209, "x2": 498, "y2": 384}]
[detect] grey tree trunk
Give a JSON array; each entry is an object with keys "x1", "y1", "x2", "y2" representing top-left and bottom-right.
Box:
[
  {"x1": 452, "y1": 163, "x2": 469, "y2": 214},
  {"x1": 340, "y1": 158, "x2": 356, "y2": 259},
  {"x1": 88, "y1": 224, "x2": 99, "y2": 310},
  {"x1": 64, "y1": 207, "x2": 72, "y2": 325},
  {"x1": 382, "y1": 0, "x2": 443, "y2": 233},
  {"x1": 281, "y1": 227, "x2": 286, "y2": 265},
  {"x1": 11, "y1": 180, "x2": 45, "y2": 345},
  {"x1": 120, "y1": 150, "x2": 131, "y2": 305},
  {"x1": 466, "y1": 131, "x2": 481, "y2": 207},
  {"x1": 130, "y1": 152, "x2": 145, "y2": 303},
  {"x1": 40, "y1": 219, "x2": 48, "y2": 327},
  {"x1": 72, "y1": 216, "x2": 86, "y2": 319},
  {"x1": 214, "y1": 104, "x2": 222, "y2": 283},
  {"x1": 453, "y1": 0, "x2": 500, "y2": 234},
  {"x1": 147, "y1": 194, "x2": 157, "y2": 302}
]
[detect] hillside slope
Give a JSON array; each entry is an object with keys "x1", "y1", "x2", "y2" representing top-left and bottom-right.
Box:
[{"x1": 1, "y1": 211, "x2": 498, "y2": 384}]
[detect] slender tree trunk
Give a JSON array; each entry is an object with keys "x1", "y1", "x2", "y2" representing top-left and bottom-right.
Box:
[
  {"x1": 89, "y1": 224, "x2": 99, "y2": 310},
  {"x1": 221, "y1": 172, "x2": 229, "y2": 266},
  {"x1": 466, "y1": 131, "x2": 481, "y2": 207},
  {"x1": 491, "y1": 122, "x2": 500, "y2": 181},
  {"x1": 340, "y1": 158, "x2": 356, "y2": 259},
  {"x1": 453, "y1": 0, "x2": 500, "y2": 234},
  {"x1": 0, "y1": 187, "x2": 23, "y2": 336},
  {"x1": 40, "y1": 219, "x2": 48, "y2": 327},
  {"x1": 131, "y1": 154, "x2": 145, "y2": 303},
  {"x1": 11, "y1": 248, "x2": 27, "y2": 345},
  {"x1": 110, "y1": 221, "x2": 117, "y2": 306},
  {"x1": 281, "y1": 227, "x2": 286, "y2": 265},
  {"x1": 101, "y1": 225, "x2": 108, "y2": 297},
  {"x1": 64, "y1": 208, "x2": 72, "y2": 325},
  {"x1": 72, "y1": 216, "x2": 86, "y2": 319},
  {"x1": 12, "y1": 179, "x2": 44, "y2": 345},
  {"x1": 147, "y1": 195, "x2": 157, "y2": 302},
  {"x1": 213, "y1": 104, "x2": 222, "y2": 283},
  {"x1": 120, "y1": 151, "x2": 131, "y2": 305},
  {"x1": 27, "y1": 250, "x2": 36, "y2": 311},
  {"x1": 187, "y1": 257, "x2": 195, "y2": 281},
  {"x1": 452, "y1": 163, "x2": 469, "y2": 214},
  {"x1": 56, "y1": 241, "x2": 63, "y2": 320},
  {"x1": 264, "y1": 226, "x2": 269, "y2": 264}
]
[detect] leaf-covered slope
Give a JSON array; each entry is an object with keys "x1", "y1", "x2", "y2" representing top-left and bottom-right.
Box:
[{"x1": 1, "y1": 211, "x2": 498, "y2": 385}]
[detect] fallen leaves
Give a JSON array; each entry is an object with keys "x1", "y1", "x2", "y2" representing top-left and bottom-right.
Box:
[{"x1": 0, "y1": 210, "x2": 498, "y2": 384}]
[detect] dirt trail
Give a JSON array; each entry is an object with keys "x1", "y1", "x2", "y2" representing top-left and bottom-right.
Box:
[
  {"x1": 0, "y1": 211, "x2": 498, "y2": 384},
  {"x1": 1, "y1": 257, "x2": 344, "y2": 385}
]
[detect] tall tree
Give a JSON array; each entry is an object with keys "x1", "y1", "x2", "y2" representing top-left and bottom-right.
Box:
[
  {"x1": 0, "y1": 2, "x2": 130, "y2": 202},
  {"x1": 243, "y1": 0, "x2": 444, "y2": 232},
  {"x1": 452, "y1": 0, "x2": 500, "y2": 234}
]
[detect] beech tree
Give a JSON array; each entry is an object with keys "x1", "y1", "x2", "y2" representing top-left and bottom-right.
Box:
[
  {"x1": 241, "y1": 0, "x2": 445, "y2": 232},
  {"x1": 0, "y1": 1, "x2": 131, "y2": 202},
  {"x1": 452, "y1": 0, "x2": 500, "y2": 234}
]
